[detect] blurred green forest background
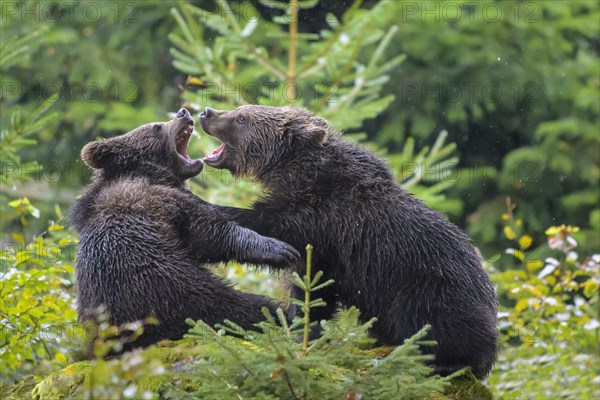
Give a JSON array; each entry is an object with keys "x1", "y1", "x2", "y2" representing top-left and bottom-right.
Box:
[{"x1": 1, "y1": 0, "x2": 599, "y2": 398}]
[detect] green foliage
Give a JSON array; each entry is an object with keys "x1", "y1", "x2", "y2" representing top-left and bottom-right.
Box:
[
  {"x1": 1, "y1": 27, "x2": 81, "y2": 392},
  {"x1": 30, "y1": 350, "x2": 166, "y2": 400},
  {"x1": 1, "y1": 0, "x2": 178, "y2": 232},
  {"x1": 366, "y1": 0, "x2": 600, "y2": 251},
  {"x1": 181, "y1": 313, "x2": 446, "y2": 400},
  {"x1": 0, "y1": 94, "x2": 58, "y2": 183},
  {"x1": 0, "y1": 27, "x2": 59, "y2": 228},
  {"x1": 211, "y1": 260, "x2": 289, "y2": 299},
  {"x1": 0, "y1": 203, "x2": 79, "y2": 391},
  {"x1": 169, "y1": 0, "x2": 460, "y2": 213},
  {"x1": 178, "y1": 245, "x2": 454, "y2": 399},
  {"x1": 28, "y1": 246, "x2": 474, "y2": 399},
  {"x1": 488, "y1": 203, "x2": 600, "y2": 399},
  {"x1": 1, "y1": 1, "x2": 598, "y2": 398},
  {"x1": 389, "y1": 130, "x2": 462, "y2": 214},
  {"x1": 170, "y1": 0, "x2": 402, "y2": 127}
]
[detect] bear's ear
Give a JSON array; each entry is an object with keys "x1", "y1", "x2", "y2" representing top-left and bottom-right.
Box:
[
  {"x1": 307, "y1": 115, "x2": 328, "y2": 145},
  {"x1": 285, "y1": 109, "x2": 328, "y2": 146},
  {"x1": 81, "y1": 140, "x2": 115, "y2": 169}
]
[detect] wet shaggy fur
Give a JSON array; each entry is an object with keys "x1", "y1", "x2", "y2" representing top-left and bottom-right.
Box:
[
  {"x1": 69, "y1": 109, "x2": 299, "y2": 354},
  {"x1": 199, "y1": 105, "x2": 498, "y2": 379}
]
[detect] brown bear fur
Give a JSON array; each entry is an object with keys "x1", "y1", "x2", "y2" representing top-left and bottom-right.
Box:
[
  {"x1": 198, "y1": 105, "x2": 498, "y2": 379},
  {"x1": 69, "y1": 108, "x2": 299, "y2": 355}
]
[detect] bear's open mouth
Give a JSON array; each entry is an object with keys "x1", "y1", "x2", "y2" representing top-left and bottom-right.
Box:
[
  {"x1": 176, "y1": 122, "x2": 194, "y2": 163},
  {"x1": 203, "y1": 143, "x2": 225, "y2": 164}
]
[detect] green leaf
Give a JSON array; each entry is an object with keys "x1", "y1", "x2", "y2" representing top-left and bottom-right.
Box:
[{"x1": 240, "y1": 18, "x2": 258, "y2": 38}]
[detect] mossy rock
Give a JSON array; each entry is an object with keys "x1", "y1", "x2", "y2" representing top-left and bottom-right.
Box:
[
  {"x1": 30, "y1": 339, "x2": 492, "y2": 399},
  {"x1": 443, "y1": 370, "x2": 493, "y2": 400}
]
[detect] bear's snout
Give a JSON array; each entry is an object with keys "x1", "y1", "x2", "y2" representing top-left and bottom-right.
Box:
[
  {"x1": 176, "y1": 108, "x2": 193, "y2": 122},
  {"x1": 201, "y1": 107, "x2": 215, "y2": 118}
]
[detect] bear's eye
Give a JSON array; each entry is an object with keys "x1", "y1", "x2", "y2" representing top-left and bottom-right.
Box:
[{"x1": 237, "y1": 116, "x2": 246, "y2": 124}]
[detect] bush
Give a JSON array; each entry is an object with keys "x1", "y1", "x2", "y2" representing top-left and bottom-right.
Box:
[{"x1": 488, "y1": 200, "x2": 599, "y2": 399}]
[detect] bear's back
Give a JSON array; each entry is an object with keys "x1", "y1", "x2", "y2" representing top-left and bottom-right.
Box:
[
  {"x1": 72, "y1": 177, "x2": 190, "y2": 322},
  {"x1": 313, "y1": 137, "x2": 492, "y2": 288},
  {"x1": 75, "y1": 177, "x2": 181, "y2": 249}
]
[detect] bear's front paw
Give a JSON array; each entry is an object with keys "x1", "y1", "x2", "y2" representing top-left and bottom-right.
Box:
[{"x1": 256, "y1": 238, "x2": 301, "y2": 266}]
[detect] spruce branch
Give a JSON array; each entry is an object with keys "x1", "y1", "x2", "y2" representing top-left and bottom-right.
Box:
[
  {"x1": 302, "y1": 244, "x2": 313, "y2": 354},
  {"x1": 313, "y1": 30, "x2": 366, "y2": 111},
  {"x1": 170, "y1": 6, "x2": 243, "y2": 98},
  {"x1": 0, "y1": 26, "x2": 49, "y2": 70},
  {"x1": 397, "y1": 130, "x2": 458, "y2": 189},
  {"x1": 217, "y1": 0, "x2": 287, "y2": 80},
  {"x1": 296, "y1": 0, "x2": 364, "y2": 79},
  {"x1": 291, "y1": 244, "x2": 334, "y2": 355},
  {"x1": 329, "y1": 25, "x2": 399, "y2": 113}
]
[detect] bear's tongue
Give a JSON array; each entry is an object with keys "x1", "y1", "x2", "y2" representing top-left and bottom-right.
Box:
[{"x1": 203, "y1": 143, "x2": 224, "y2": 162}]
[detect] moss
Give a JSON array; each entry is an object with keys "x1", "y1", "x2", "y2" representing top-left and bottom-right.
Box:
[
  {"x1": 143, "y1": 338, "x2": 197, "y2": 363},
  {"x1": 308, "y1": 365, "x2": 351, "y2": 382},
  {"x1": 444, "y1": 371, "x2": 493, "y2": 400},
  {"x1": 135, "y1": 374, "x2": 172, "y2": 393},
  {"x1": 30, "y1": 361, "x2": 91, "y2": 400},
  {"x1": 136, "y1": 341, "x2": 206, "y2": 395},
  {"x1": 357, "y1": 345, "x2": 396, "y2": 358}
]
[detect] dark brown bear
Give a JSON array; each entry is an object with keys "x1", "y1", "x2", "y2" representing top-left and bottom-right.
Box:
[
  {"x1": 199, "y1": 105, "x2": 498, "y2": 379},
  {"x1": 69, "y1": 108, "x2": 299, "y2": 354}
]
